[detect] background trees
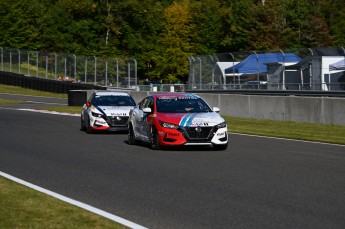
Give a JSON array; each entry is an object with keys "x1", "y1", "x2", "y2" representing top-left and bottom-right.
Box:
[{"x1": 0, "y1": 0, "x2": 344, "y2": 83}]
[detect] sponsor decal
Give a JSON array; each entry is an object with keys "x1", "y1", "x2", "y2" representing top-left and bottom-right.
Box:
[
  {"x1": 179, "y1": 113, "x2": 211, "y2": 127},
  {"x1": 110, "y1": 113, "x2": 127, "y2": 116},
  {"x1": 217, "y1": 132, "x2": 225, "y2": 136},
  {"x1": 158, "y1": 94, "x2": 198, "y2": 100},
  {"x1": 189, "y1": 123, "x2": 209, "y2": 127}
]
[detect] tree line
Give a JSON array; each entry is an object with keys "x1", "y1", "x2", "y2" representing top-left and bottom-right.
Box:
[{"x1": 1, "y1": 0, "x2": 344, "y2": 83}]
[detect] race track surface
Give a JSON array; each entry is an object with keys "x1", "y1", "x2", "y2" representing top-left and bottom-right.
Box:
[{"x1": 0, "y1": 95, "x2": 345, "y2": 229}]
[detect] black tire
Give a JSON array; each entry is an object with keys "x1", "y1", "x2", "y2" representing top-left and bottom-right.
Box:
[
  {"x1": 150, "y1": 127, "x2": 160, "y2": 150},
  {"x1": 86, "y1": 118, "x2": 93, "y2": 134},
  {"x1": 80, "y1": 117, "x2": 86, "y2": 131},
  {"x1": 128, "y1": 123, "x2": 137, "y2": 145},
  {"x1": 213, "y1": 142, "x2": 228, "y2": 151}
]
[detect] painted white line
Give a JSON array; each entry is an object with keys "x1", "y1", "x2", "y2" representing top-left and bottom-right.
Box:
[
  {"x1": 0, "y1": 171, "x2": 148, "y2": 229},
  {"x1": 26, "y1": 101, "x2": 66, "y2": 105},
  {"x1": 17, "y1": 108, "x2": 80, "y2": 117},
  {"x1": 230, "y1": 132, "x2": 345, "y2": 147}
]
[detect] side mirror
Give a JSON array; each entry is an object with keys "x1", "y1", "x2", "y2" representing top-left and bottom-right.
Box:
[
  {"x1": 143, "y1": 107, "x2": 152, "y2": 113},
  {"x1": 213, "y1": 107, "x2": 220, "y2": 113}
]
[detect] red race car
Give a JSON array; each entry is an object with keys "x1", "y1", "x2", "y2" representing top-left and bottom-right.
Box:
[{"x1": 128, "y1": 93, "x2": 228, "y2": 150}]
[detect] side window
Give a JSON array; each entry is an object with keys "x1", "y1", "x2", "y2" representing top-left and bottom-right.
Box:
[
  {"x1": 139, "y1": 98, "x2": 148, "y2": 110},
  {"x1": 88, "y1": 94, "x2": 95, "y2": 104},
  {"x1": 147, "y1": 97, "x2": 154, "y2": 111}
]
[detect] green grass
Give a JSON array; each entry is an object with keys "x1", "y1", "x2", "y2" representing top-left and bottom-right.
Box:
[
  {"x1": 40, "y1": 105, "x2": 83, "y2": 114},
  {"x1": 224, "y1": 116, "x2": 345, "y2": 145},
  {"x1": 0, "y1": 99, "x2": 26, "y2": 104},
  {"x1": 0, "y1": 177, "x2": 127, "y2": 229},
  {"x1": 0, "y1": 84, "x2": 67, "y2": 98}
]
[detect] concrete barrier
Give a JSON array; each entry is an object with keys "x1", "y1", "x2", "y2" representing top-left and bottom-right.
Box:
[{"x1": 66, "y1": 89, "x2": 345, "y2": 127}]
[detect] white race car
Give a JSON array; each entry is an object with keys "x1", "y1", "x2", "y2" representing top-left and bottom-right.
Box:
[{"x1": 81, "y1": 91, "x2": 136, "y2": 133}]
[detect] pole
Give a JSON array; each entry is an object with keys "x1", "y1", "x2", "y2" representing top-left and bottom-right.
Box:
[
  {"x1": 280, "y1": 49, "x2": 286, "y2": 90},
  {"x1": 35, "y1": 51, "x2": 39, "y2": 78},
  {"x1": 115, "y1": 58, "x2": 119, "y2": 87},
  {"x1": 73, "y1": 54, "x2": 76, "y2": 82},
  {"x1": 198, "y1": 57, "x2": 202, "y2": 89},
  {"x1": 253, "y1": 51, "x2": 259, "y2": 89},
  {"x1": 94, "y1": 56, "x2": 97, "y2": 85},
  {"x1": 45, "y1": 56, "x2": 48, "y2": 79},
  {"x1": 0, "y1": 47, "x2": 3, "y2": 71},
  {"x1": 54, "y1": 53, "x2": 57, "y2": 79},
  {"x1": 17, "y1": 49, "x2": 21, "y2": 74}
]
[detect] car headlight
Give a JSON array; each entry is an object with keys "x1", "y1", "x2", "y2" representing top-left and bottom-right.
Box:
[
  {"x1": 216, "y1": 121, "x2": 227, "y2": 129},
  {"x1": 91, "y1": 112, "x2": 105, "y2": 118},
  {"x1": 159, "y1": 121, "x2": 179, "y2": 129}
]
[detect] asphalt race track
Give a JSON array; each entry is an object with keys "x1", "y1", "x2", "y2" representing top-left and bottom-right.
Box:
[{"x1": 1, "y1": 94, "x2": 345, "y2": 229}]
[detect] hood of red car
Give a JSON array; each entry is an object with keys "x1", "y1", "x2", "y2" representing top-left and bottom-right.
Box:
[{"x1": 157, "y1": 112, "x2": 224, "y2": 127}]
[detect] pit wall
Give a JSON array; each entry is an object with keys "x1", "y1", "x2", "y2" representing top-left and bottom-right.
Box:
[
  {"x1": 124, "y1": 91, "x2": 345, "y2": 126},
  {"x1": 68, "y1": 90, "x2": 345, "y2": 126}
]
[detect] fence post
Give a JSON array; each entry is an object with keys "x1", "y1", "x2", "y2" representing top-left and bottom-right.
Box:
[
  {"x1": 27, "y1": 51, "x2": 30, "y2": 76},
  {"x1": 10, "y1": 51, "x2": 12, "y2": 72},
  {"x1": 17, "y1": 49, "x2": 21, "y2": 74},
  {"x1": 105, "y1": 61, "x2": 108, "y2": 86},
  {"x1": 0, "y1": 47, "x2": 3, "y2": 71},
  {"x1": 94, "y1": 56, "x2": 97, "y2": 85},
  {"x1": 133, "y1": 59, "x2": 137, "y2": 89},
  {"x1": 45, "y1": 56, "x2": 48, "y2": 79},
  {"x1": 115, "y1": 58, "x2": 119, "y2": 87},
  {"x1": 253, "y1": 51, "x2": 259, "y2": 89},
  {"x1": 73, "y1": 54, "x2": 76, "y2": 82},
  {"x1": 127, "y1": 59, "x2": 130, "y2": 89},
  {"x1": 64, "y1": 57, "x2": 67, "y2": 79},
  {"x1": 84, "y1": 59, "x2": 87, "y2": 83},
  {"x1": 280, "y1": 49, "x2": 286, "y2": 90},
  {"x1": 197, "y1": 57, "x2": 202, "y2": 90},
  {"x1": 35, "y1": 51, "x2": 39, "y2": 78},
  {"x1": 54, "y1": 53, "x2": 57, "y2": 79}
]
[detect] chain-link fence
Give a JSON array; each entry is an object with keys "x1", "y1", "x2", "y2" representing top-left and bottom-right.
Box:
[
  {"x1": 0, "y1": 47, "x2": 138, "y2": 89},
  {"x1": 2, "y1": 46, "x2": 345, "y2": 92},
  {"x1": 187, "y1": 47, "x2": 345, "y2": 91}
]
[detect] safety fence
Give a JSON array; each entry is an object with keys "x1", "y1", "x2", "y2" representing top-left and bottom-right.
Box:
[
  {"x1": 0, "y1": 47, "x2": 137, "y2": 89},
  {"x1": 2, "y1": 46, "x2": 345, "y2": 93},
  {"x1": 187, "y1": 47, "x2": 345, "y2": 91}
]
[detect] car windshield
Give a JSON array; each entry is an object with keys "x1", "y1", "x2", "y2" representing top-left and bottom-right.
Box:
[
  {"x1": 94, "y1": 95, "x2": 136, "y2": 106},
  {"x1": 156, "y1": 97, "x2": 212, "y2": 113}
]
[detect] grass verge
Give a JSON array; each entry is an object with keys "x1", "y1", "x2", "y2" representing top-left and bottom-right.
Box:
[
  {"x1": 0, "y1": 177, "x2": 127, "y2": 229},
  {"x1": 0, "y1": 84, "x2": 67, "y2": 98},
  {"x1": 0, "y1": 99, "x2": 26, "y2": 104}
]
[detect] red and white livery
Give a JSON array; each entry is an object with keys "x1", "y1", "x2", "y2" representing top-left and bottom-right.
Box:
[{"x1": 128, "y1": 93, "x2": 228, "y2": 150}]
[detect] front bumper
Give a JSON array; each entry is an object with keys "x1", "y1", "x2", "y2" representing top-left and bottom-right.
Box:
[
  {"x1": 89, "y1": 115, "x2": 129, "y2": 132},
  {"x1": 157, "y1": 126, "x2": 228, "y2": 146}
]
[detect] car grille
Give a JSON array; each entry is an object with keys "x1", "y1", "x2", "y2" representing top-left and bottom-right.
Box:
[
  {"x1": 183, "y1": 126, "x2": 213, "y2": 140},
  {"x1": 109, "y1": 116, "x2": 129, "y2": 126}
]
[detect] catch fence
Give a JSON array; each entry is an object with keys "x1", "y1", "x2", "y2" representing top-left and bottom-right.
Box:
[{"x1": 0, "y1": 47, "x2": 137, "y2": 89}]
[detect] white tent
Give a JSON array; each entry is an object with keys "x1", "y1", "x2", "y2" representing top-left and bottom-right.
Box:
[
  {"x1": 329, "y1": 58, "x2": 345, "y2": 71},
  {"x1": 213, "y1": 62, "x2": 239, "y2": 84}
]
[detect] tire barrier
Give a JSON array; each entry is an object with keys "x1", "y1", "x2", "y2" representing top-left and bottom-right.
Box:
[{"x1": 0, "y1": 71, "x2": 105, "y2": 94}]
